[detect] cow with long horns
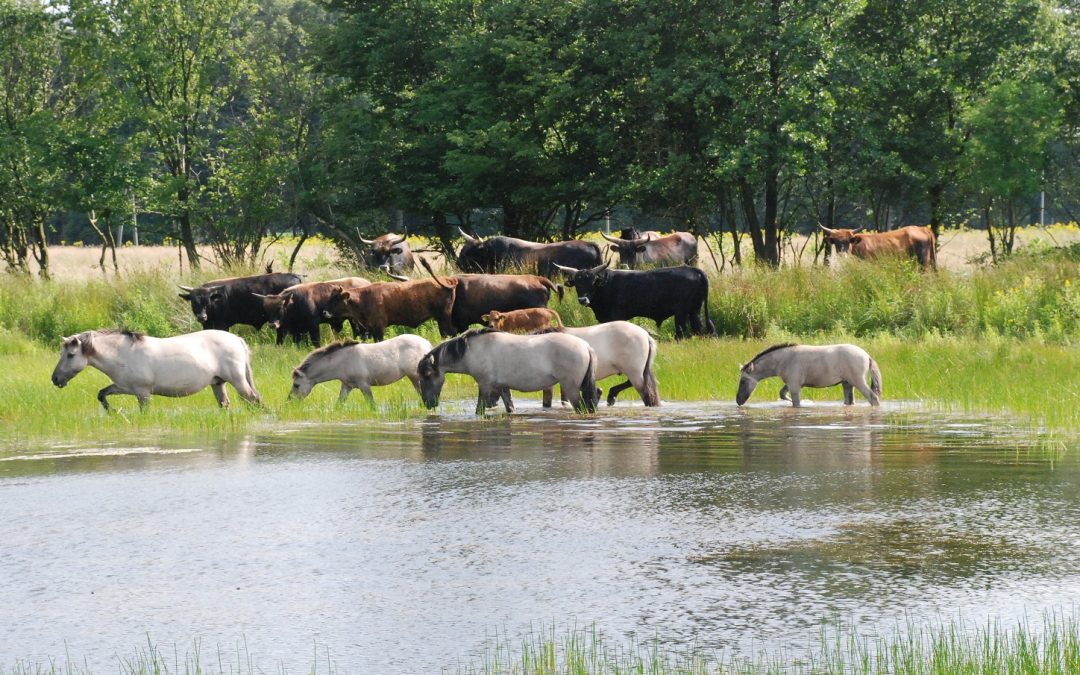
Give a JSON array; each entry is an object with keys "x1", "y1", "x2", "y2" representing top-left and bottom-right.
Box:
[
  {"x1": 455, "y1": 229, "x2": 602, "y2": 276},
  {"x1": 819, "y1": 225, "x2": 937, "y2": 269},
  {"x1": 601, "y1": 230, "x2": 697, "y2": 268},
  {"x1": 178, "y1": 272, "x2": 302, "y2": 332},
  {"x1": 554, "y1": 262, "x2": 715, "y2": 340},
  {"x1": 359, "y1": 232, "x2": 414, "y2": 275}
]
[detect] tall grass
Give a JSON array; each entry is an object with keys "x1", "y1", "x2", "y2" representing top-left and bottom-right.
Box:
[{"x1": 5, "y1": 613, "x2": 1079, "y2": 674}]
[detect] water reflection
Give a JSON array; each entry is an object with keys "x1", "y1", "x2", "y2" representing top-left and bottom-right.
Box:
[{"x1": 0, "y1": 401, "x2": 1076, "y2": 672}]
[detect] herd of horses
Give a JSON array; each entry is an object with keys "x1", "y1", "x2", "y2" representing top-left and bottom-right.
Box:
[{"x1": 50, "y1": 227, "x2": 915, "y2": 414}]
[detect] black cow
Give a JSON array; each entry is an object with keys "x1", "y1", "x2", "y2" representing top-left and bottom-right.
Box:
[
  {"x1": 456, "y1": 229, "x2": 601, "y2": 276},
  {"x1": 360, "y1": 233, "x2": 415, "y2": 274},
  {"x1": 554, "y1": 263, "x2": 715, "y2": 340},
  {"x1": 178, "y1": 272, "x2": 302, "y2": 331}
]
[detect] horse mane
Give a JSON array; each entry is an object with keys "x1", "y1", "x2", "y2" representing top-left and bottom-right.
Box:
[
  {"x1": 742, "y1": 342, "x2": 798, "y2": 370},
  {"x1": 296, "y1": 340, "x2": 359, "y2": 372},
  {"x1": 431, "y1": 328, "x2": 498, "y2": 365},
  {"x1": 80, "y1": 329, "x2": 145, "y2": 355}
]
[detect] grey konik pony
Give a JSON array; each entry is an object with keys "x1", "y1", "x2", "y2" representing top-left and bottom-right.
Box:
[
  {"x1": 736, "y1": 343, "x2": 882, "y2": 407},
  {"x1": 51, "y1": 329, "x2": 261, "y2": 410},
  {"x1": 417, "y1": 328, "x2": 599, "y2": 415},
  {"x1": 289, "y1": 334, "x2": 432, "y2": 403}
]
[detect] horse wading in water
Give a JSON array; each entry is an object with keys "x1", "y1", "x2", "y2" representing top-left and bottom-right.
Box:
[
  {"x1": 51, "y1": 329, "x2": 261, "y2": 410},
  {"x1": 736, "y1": 343, "x2": 882, "y2": 407}
]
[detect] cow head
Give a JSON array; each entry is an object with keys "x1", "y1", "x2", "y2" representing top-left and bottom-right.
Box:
[
  {"x1": 178, "y1": 285, "x2": 225, "y2": 325},
  {"x1": 819, "y1": 225, "x2": 863, "y2": 253},
  {"x1": 601, "y1": 232, "x2": 653, "y2": 269},
  {"x1": 252, "y1": 292, "x2": 288, "y2": 328},
  {"x1": 322, "y1": 286, "x2": 357, "y2": 320},
  {"x1": 553, "y1": 262, "x2": 610, "y2": 307},
  {"x1": 455, "y1": 228, "x2": 495, "y2": 272},
  {"x1": 481, "y1": 310, "x2": 504, "y2": 329},
  {"x1": 360, "y1": 233, "x2": 410, "y2": 273}
]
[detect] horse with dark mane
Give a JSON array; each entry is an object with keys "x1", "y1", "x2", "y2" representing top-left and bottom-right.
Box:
[
  {"x1": 416, "y1": 328, "x2": 599, "y2": 415},
  {"x1": 736, "y1": 343, "x2": 882, "y2": 407}
]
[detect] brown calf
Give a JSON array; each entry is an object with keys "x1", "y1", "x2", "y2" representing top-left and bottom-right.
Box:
[
  {"x1": 482, "y1": 308, "x2": 564, "y2": 333},
  {"x1": 322, "y1": 276, "x2": 458, "y2": 341},
  {"x1": 819, "y1": 225, "x2": 937, "y2": 269}
]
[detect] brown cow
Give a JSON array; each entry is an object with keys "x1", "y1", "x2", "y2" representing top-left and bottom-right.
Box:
[
  {"x1": 819, "y1": 225, "x2": 937, "y2": 269},
  {"x1": 322, "y1": 276, "x2": 458, "y2": 342},
  {"x1": 482, "y1": 308, "x2": 564, "y2": 333}
]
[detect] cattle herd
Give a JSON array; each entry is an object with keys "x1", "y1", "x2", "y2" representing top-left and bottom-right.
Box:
[{"x1": 51, "y1": 229, "x2": 898, "y2": 413}]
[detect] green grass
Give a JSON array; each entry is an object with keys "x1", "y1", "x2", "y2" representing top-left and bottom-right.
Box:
[
  {"x1": 5, "y1": 613, "x2": 1080, "y2": 674},
  {"x1": 3, "y1": 252, "x2": 1080, "y2": 442}
]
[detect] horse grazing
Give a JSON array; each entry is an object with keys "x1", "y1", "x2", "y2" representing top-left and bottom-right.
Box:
[
  {"x1": 533, "y1": 321, "x2": 660, "y2": 407},
  {"x1": 482, "y1": 308, "x2": 563, "y2": 332},
  {"x1": 417, "y1": 328, "x2": 599, "y2": 415},
  {"x1": 736, "y1": 343, "x2": 882, "y2": 407},
  {"x1": 289, "y1": 334, "x2": 432, "y2": 403},
  {"x1": 50, "y1": 329, "x2": 261, "y2": 410}
]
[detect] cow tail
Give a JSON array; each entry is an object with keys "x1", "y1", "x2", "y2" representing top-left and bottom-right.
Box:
[
  {"x1": 701, "y1": 274, "x2": 716, "y2": 336},
  {"x1": 540, "y1": 276, "x2": 563, "y2": 302},
  {"x1": 579, "y1": 349, "x2": 598, "y2": 413},
  {"x1": 642, "y1": 336, "x2": 661, "y2": 407},
  {"x1": 552, "y1": 310, "x2": 564, "y2": 327},
  {"x1": 869, "y1": 357, "x2": 883, "y2": 398}
]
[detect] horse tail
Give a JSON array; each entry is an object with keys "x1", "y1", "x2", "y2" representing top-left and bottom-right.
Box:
[
  {"x1": 243, "y1": 341, "x2": 262, "y2": 405},
  {"x1": 869, "y1": 356, "x2": 883, "y2": 398},
  {"x1": 700, "y1": 273, "x2": 716, "y2": 336},
  {"x1": 642, "y1": 335, "x2": 661, "y2": 406},
  {"x1": 579, "y1": 349, "x2": 599, "y2": 413}
]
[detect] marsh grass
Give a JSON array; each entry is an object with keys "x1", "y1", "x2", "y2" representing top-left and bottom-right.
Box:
[{"x1": 5, "y1": 613, "x2": 1079, "y2": 674}]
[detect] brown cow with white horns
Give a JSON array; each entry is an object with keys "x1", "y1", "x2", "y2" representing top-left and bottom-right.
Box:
[{"x1": 819, "y1": 225, "x2": 937, "y2": 269}]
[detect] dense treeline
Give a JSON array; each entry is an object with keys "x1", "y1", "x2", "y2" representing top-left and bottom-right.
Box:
[{"x1": 2, "y1": 0, "x2": 1078, "y2": 277}]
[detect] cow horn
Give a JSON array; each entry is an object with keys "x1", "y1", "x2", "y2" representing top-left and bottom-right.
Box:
[
  {"x1": 387, "y1": 235, "x2": 406, "y2": 246},
  {"x1": 552, "y1": 263, "x2": 580, "y2": 274},
  {"x1": 850, "y1": 226, "x2": 863, "y2": 233},
  {"x1": 587, "y1": 262, "x2": 610, "y2": 274},
  {"x1": 387, "y1": 272, "x2": 411, "y2": 282},
  {"x1": 818, "y1": 224, "x2": 837, "y2": 236},
  {"x1": 601, "y1": 232, "x2": 627, "y2": 245},
  {"x1": 177, "y1": 284, "x2": 195, "y2": 292},
  {"x1": 459, "y1": 227, "x2": 481, "y2": 243},
  {"x1": 359, "y1": 235, "x2": 375, "y2": 245}
]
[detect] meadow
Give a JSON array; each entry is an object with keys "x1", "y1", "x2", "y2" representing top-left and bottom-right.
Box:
[{"x1": 4, "y1": 235, "x2": 1080, "y2": 440}]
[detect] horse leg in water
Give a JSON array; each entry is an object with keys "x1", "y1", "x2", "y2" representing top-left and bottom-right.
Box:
[
  {"x1": 542, "y1": 387, "x2": 554, "y2": 407},
  {"x1": 606, "y1": 379, "x2": 636, "y2": 406},
  {"x1": 779, "y1": 385, "x2": 790, "y2": 401},
  {"x1": 786, "y1": 383, "x2": 802, "y2": 407},
  {"x1": 211, "y1": 379, "x2": 231, "y2": 408},
  {"x1": 499, "y1": 388, "x2": 515, "y2": 413},
  {"x1": 842, "y1": 383, "x2": 855, "y2": 405},
  {"x1": 853, "y1": 376, "x2": 881, "y2": 406}
]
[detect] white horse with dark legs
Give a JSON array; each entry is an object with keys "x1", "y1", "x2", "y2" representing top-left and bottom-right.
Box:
[
  {"x1": 532, "y1": 322, "x2": 660, "y2": 407},
  {"x1": 50, "y1": 329, "x2": 261, "y2": 410},
  {"x1": 736, "y1": 343, "x2": 882, "y2": 407},
  {"x1": 289, "y1": 334, "x2": 432, "y2": 403},
  {"x1": 417, "y1": 329, "x2": 599, "y2": 415}
]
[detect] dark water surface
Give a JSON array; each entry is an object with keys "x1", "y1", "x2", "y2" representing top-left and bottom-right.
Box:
[{"x1": 2, "y1": 401, "x2": 1078, "y2": 672}]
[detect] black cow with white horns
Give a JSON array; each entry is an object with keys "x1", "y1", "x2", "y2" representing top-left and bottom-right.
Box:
[
  {"x1": 456, "y1": 229, "x2": 602, "y2": 276},
  {"x1": 553, "y1": 263, "x2": 715, "y2": 340},
  {"x1": 177, "y1": 272, "x2": 303, "y2": 331},
  {"x1": 359, "y1": 233, "x2": 415, "y2": 275}
]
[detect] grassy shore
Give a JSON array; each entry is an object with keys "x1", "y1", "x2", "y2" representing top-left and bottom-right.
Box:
[
  {"x1": 5, "y1": 614, "x2": 1079, "y2": 674},
  {"x1": 2, "y1": 247, "x2": 1080, "y2": 440}
]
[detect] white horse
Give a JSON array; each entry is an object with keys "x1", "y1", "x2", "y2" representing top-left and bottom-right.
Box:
[
  {"x1": 736, "y1": 343, "x2": 882, "y2": 407},
  {"x1": 289, "y1": 334, "x2": 432, "y2": 403},
  {"x1": 417, "y1": 329, "x2": 599, "y2": 414},
  {"x1": 534, "y1": 322, "x2": 660, "y2": 407},
  {"x1": 51, "y1": 329, "x2": 261, "y2": 410}
]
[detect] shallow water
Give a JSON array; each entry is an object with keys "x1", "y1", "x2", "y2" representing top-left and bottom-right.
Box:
[{"x1": 2, "y1": 400, "x2": 1078, "y2": 672}]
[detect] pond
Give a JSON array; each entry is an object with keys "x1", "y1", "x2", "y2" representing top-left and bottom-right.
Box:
[{"x1": 2, "y1": 400, "x2": 1078, "y2": 672}]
